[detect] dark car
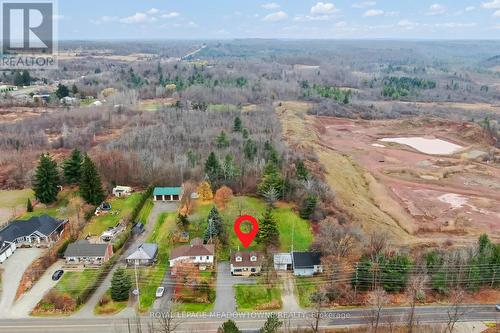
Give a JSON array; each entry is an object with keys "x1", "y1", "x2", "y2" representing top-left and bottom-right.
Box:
[{"x1": 52, "y1": 270, "x2": 64, "y2": 281}]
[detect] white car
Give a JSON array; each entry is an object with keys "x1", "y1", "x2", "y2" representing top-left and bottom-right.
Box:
[
  {"x1": 155, "y1": 287, "x2": 165, "y2": 298},
  {"x1": 496, "y1": 304, "x2": 500, "y2": 311}
]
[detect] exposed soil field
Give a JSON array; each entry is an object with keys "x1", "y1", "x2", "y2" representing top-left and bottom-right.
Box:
[
  {"x1": 0, "y1": 107, "x2": 54, "y2": 124},
  {"x1": 277, "y1": 101, "x2": 500, "y2": 246}
]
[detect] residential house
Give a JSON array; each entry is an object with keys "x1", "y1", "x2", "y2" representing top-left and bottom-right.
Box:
[
  {"x1": 292, "y1": 251, "x2": 323, "y2": 276},
  {"x1": 64, "y1": 240, "x2": 113, "y2": 266},
  {"x1": 230, "y1": 251, "x2": 263, "y2": 276},
  {"x1": 126, "y1": 243, "x2": 158, "y2": 266},
  {"x1": 273, "y1": 252, "x2": 293, "y2": 271},
  {"x1": 169, "y1": 238, "x2": 214, "y2": 270},
  {"x1": 112, "y1": 186, "x2": 133, "y2": 197},
  {"x1": 153, "y1": 187, "x2": 183, "y2": 202},
  {"x1": 0, "y1": 215, "x2": 67, "y2": 263},
  {"x1": 60, "y1": 96, "x2": 78, "y2": 105}
]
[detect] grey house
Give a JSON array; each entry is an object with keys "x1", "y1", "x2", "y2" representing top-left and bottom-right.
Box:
[
  {"x1": 0, "y1": 215, "x2": 67, "y2": 263},
  {"x1": 64, "y1": 240, "x2": 114, "y2": 266},
  {"x1": 126, "y1": 243, "x2": 158, "y2": 266},
  {"x1": 292, "y1": 251, "x2": 323, "y2": 276}
]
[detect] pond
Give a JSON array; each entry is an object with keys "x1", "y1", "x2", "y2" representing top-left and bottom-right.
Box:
[{"x1": 379, "y1": 137, "x2": 462, "y2": 155}]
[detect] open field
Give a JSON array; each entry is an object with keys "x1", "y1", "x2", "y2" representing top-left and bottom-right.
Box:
[
  {"x1": 0, "y1": 189, "x2": 33, "y2": 225},
  {"x1": 277, "y1": 101, "x2": 500, "y2": 246},
  {"x1": 189, "y1": 196, "x2": 313, "y2": 257}
]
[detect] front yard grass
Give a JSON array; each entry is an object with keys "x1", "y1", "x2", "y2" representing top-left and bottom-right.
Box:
[
  {"x1": 234, "y1": 284, "x2": 282, "y2": 311},
  {"x1": 55, "y1": 269, "x2": 101, "y2": 300},
  {"x1": 295, "y1": 276, "x2": 324, "y2": 308},
  {"x1": 94, "y1": 289, "x2": 127, "y2": 315},
  {"x1": 82, "y1": 193, "x2": 142, "y2": 237}
]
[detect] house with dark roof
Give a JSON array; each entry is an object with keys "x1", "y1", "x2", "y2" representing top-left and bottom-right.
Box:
[
  {"x1": 153, "y1": 187, "x2": 183, "y2": 202},
  {"x1": 230, "y1": 251, "x2": 263, "y2": 276},
  {"x1": 169, "y1": 237, "x2": 214, "y2": 270},
  {"x1": 126, "y1": 243, "x2": 158, "y2": 266},
  {"x1": 64, "y1": 240, "x2": 113, "y2": 266},
  {"x1": 0, "y1": 215, "x2": 67, "y2": 263},
  {"x1": 292, "y1": 251, "x2": 323, "y2": 276}
]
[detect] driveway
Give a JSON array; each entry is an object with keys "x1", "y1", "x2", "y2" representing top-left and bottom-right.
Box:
[
  {"x1": 0, "y1": 248, "x2": 43, "y2": 318},
  {"x1": 280, "y1": 272, "x2": 301, "y2": 312},
  {"x1": 73, "y1": 202, "x2": 178, "y2": 318},
  {"x1": 9, "y1": 260, "x2": 64, "y2": 318},
  {"x1": 213, "y1": 262, "x2": 255, "y2": 313}
]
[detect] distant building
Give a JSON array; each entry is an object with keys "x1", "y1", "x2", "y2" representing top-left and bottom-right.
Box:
[
  {"x1": 169, "y1": 237, "x2": 214, "y2": 270},
  {"x1": 292, "y1": 251, "x2": 323, "y2": 276},
  {"x1": 126, "y1": 243, "x2": 158, "y2": 266},
  {"x1": 0, "y1": 215, "x2": 67, "y2": 263},
  {"x1": 112, "y1": 186, "x2": 133, "y2": 197},
  {"x1": 64, "y1": 240, "x2": 113, "y2": 266},
  {"x1": 230, "y1": 251, "x2": 263, "y2": 276},
  {"x1": 60, "y1": 96, "x2": 78, "y2": 105},
  {"x1": 33, "y1": 94, "x2": 51, "y2": 103},
  {"x1": 0, "y1": 84, "x2": 17, "y2": 93},
  {"x1": 153, "y1": 187, "x2": 183, "y2": 202},
  {"x1": 273, "y1": 253, "x2": 293, "y2": 271}
]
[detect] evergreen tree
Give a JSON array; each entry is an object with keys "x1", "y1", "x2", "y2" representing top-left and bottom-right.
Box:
[
  {"x1": 257, "y1": 206, "x2": 280, "y2": 247},
  {"x1": 218, "y1": 320, "x2": 241, "y2": 333},
  {"x1": 257, "y1": 161, "x2": 285, "y2": 199},
  {"x1": 32, "y1": 153, "x2": 59, "y2": 204},
  {"x1": 55, "y1": 83, "x2": 70, "y2": 99},
  {"x1": 221, "y1": 154, "x2": 240, "y2": 181},
  {"x1": 244, "y1": 139, "x2": 257, "y2": 161},
  {"x1": 71, "y1": 83, "x2": 78, "y2": 95},
  {"x1": 110, "y1": 268, "x2": 132, "y2": 302},
  {"x1": 233, "y1": 116, "x2": 242, "y2": 132},
  {"x1": 26, "y1": 198, "x2": 33, "y2": 212},
  {"x1": 62, "y1": 149, "x2": 83, "y2": 185},
  {"x1": 205, "y1": 152, "x2": 221, "y2": 184},
  {"x1": 299, "y1": 195, "x2": 317, "y2": 219},
  {"x1": 176, "y1": 213, "x2": 190, "y2": 230},
  {"x1": 216, "y1": 131, "x2": 230, "y2": 148},
  {"x1": 242, "y1": 128, "x2": 249, "y2": 139},
  {"x1": 295, "y1": 159, "x2": 309, "y2": 181},
  {"x1": 259, "y1": 314, "x2": 282, "y2": 333},
  {"x1": 79, "y1": 154, "x2": 106, "y2": 205},
  {"x1": 204, "y1": 206, "x2": 225, "y2": 243}
]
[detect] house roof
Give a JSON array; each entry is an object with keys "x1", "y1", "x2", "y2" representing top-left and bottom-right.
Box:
[
  {"x1": 64, "y1": 240, "x2": 109, "y2": 258},
  {"x1": 153, "y1": 187, "x2": 182, "y2": 196},
  {"x1": 292, "y1": 252, "x2": 321, "y2": 269},
  {"x1": 0, "y1": 215, "x2": 65, "y2": 245},
  {"x1": 231, "y1": 251, "x2": 263, "y2": 268},
  {"x1": 170, "y1": 242, "x2": 214, "y2": 260},
  {"x1": 126, "y1": 243, "x2": 158, "y2": 261},
  {"x1": 274, "y1": 253, "x2": 292, "y2": 265}
]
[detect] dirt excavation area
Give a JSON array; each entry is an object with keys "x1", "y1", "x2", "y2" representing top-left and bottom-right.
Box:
[
  {"x1": 276, "y1": 101, "x2": 499, "y2": 246},
  {"x1": 315, "y1": 116, "x2": 500, "y2": 243}
]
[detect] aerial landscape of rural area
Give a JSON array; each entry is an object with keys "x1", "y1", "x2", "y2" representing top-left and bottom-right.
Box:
[{"x1": 0, "y1": 1, "x2": 499, "y2": 332}]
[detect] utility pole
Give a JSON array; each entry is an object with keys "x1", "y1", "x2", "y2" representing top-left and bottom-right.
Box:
[{"x1": 134, "y1": 260, "x2": 140, "y2": 312}]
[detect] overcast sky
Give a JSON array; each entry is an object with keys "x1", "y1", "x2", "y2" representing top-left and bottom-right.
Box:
[{"x1": 57, "y1": 0, "x2": 500, "y2": 40}]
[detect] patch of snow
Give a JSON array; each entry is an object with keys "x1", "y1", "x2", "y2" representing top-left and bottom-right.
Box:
[
  {"x1": 372, "y1": 143, "x2": 385, "y2": 148},
  {"x1": 438, "y1": 193, "x2": 468, "y2": 209}
]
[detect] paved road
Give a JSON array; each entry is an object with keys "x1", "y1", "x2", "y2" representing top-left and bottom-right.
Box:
[
  {"x1": 213, "y1": 262, "x2": 255, "y2": 313},
  {"x1": 73, "y1": 202, "x2": 178, "y2": 317},
  {"x1": 0, "y1": 248, "x2": 43, "y2": 318},
  {"x1": 9, "y1": 260, "x2": 64, "y2": 318},
  {"x1": 0, "y1": 305, "x2": 497, "y2": 332}
]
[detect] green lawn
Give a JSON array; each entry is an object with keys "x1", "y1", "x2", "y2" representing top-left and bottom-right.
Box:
[
  {"x1": 234, "y1": 284, "x2": 282, "y2": 311},
  {"x1": 137, "y1": 199, "x2": 154, "y2": 225},
  {"x1": 55, "y1": 269, "x2": 101, "y2": 300},
  {"x1": 189, "y1": 196, "x2": 313, "y2": 259},
  {"x1": 0, "y1": 189, "x2": 34, "y2": 209},
  {"x1": 207, "y1": 104, "x2": 241, "y2": 112},
  {"x1": 82, "y1": 193, "x2": 142, "y2": 236},
  {"x1": 137, "y1": 212, "x2": 177, "y2": 312},
  {"x1": 18, "y1": 189, "x2": 75, "y2": 220},
  {"x1": 174, "y1": 302, "x2": 214, "y2": 312},
  {"x1": 94, "y1": 290, "x2": 127, "y2": 315},
  {"x1": 295, "y1": 276, "x2": 325, "y2": 308}
]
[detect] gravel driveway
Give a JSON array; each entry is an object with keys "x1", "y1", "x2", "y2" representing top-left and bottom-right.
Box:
[
  {"x1": 0, "y1": 248, "x2": 43, "y2": 318},
  {"x1": 213, "y1": 262, "x2": 255, "y2": 313}
]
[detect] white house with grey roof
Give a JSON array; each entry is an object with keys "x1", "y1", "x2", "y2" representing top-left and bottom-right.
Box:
[
  {"x1": 126, "y1": 243, "x2": 158, "y2": 266},
  {"x1": 0, "y1": 215, "x2": 67, "y2": 263},
  {"x1": 64, "y1": 240, "x2": 113, "y2": 266}
]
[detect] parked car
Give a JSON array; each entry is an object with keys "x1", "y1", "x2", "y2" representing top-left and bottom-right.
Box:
[
  {"x1": 155, "y1": 287, "x2": 165, "y2": 298},
  {"x1": 52, "y1": 270, "x2": 64, "y2": 281},
  {"x1": 496, "y1": 304, "x2": 500, "y2": 311}
]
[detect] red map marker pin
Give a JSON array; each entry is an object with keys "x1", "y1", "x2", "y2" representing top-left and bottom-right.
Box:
[{"x1": 234, "y1": 215, "x2": 259, "y2": 248}]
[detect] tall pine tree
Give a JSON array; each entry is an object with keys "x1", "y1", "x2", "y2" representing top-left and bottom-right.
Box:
[
  {"x1": 110, "y1": 268, "x2": 132, "y2": 301},
  {"x1": 80, "y1": 154, "x2": 106, "y2": 205},
  {"x1": 32, "y1": 153, "x2": 59, "y2": 204},
  {"x1": 257, "y1": 206, "x2": 280, "y2": 247},
  {"x1": 204, "y1": 206, "x2": 225, "y2": 243},
  {"x1": 62, "y1": 149, "x2": 83, "y2": 185},
  {"x1": 233, "y1": 116, "x2": 242, "y2": 132},
  {"x1": 205, "y1": 152, "x2": 221, "y2": 184}
]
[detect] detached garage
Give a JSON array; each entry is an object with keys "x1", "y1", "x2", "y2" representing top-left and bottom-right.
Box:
[{"x1": 153, "y1": 187, "x2": 183, "y2": 202}]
